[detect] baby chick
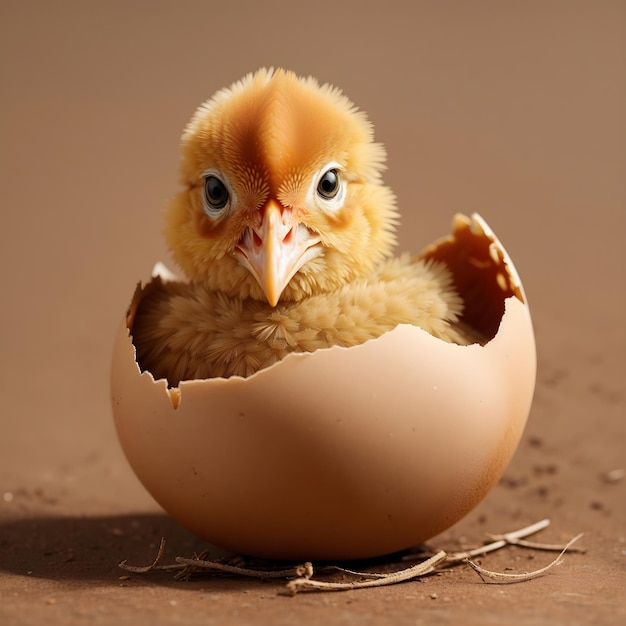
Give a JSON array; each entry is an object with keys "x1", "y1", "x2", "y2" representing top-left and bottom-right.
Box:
[{"x1": 132, "y1": 68, "x2": 469, "y2": 385}]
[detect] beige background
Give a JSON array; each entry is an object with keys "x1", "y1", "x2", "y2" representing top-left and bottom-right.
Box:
[{"x1": 1, "y1": 1, "x2": 624, "y2": 624}]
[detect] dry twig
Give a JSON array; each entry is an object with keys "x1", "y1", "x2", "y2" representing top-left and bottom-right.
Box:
[
  {"x1": 286, "y1": 551, "x2": 447, "y2": 595},
  {"x1": 466, "y1": 533, "x2": 584, "y2": 583},
  {"x1": 118, "y1": 519, "x2": 583, "y2": 594}
]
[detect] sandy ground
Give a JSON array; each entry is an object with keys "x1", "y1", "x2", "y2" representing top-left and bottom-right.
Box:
[{"x1": 1, "y1": 1, "x2": 625, "y2": 624}]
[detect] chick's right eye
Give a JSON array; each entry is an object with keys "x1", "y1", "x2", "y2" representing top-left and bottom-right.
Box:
[
  {"x1": 203, "y1": 175, "x2": 229, "y2": 210},
  {"x1": 317, "y1": 169, "x2": 340, "y2": 199}
]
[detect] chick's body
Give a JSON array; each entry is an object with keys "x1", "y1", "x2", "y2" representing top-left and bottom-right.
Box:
[
  {"x1": 132, "y1": 69, "x2": 469, "y2": 386},
  {"x1": 134, "y1": 255, "x2": 464, "y2": 384}
]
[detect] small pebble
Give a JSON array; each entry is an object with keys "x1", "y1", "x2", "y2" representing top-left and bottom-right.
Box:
[{"x1": 603, "y1": 469, "x2": 624, "y2": 483}]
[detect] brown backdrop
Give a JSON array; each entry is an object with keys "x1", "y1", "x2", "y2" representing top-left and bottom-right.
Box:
[{"x1": 1, "y1": 1, "x2": 624, "y2": 624}]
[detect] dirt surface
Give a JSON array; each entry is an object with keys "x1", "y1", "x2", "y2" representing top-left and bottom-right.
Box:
[{"x1": 1, "y1": 1, "x2": 625, "y2": 624}]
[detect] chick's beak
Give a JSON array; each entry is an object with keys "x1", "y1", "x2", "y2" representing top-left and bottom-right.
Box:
[{"x1": 234, "y1": 199, "x2": 321, "y2": 306}]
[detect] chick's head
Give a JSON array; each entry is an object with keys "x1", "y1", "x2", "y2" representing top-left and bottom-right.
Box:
[{"x1": 165, "y1": 68, "x2": 399, "y2": 305}]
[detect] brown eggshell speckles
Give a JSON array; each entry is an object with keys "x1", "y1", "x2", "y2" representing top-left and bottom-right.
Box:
[{"x1": 111, "y1": 213, "x2": 536, "y2": 560}]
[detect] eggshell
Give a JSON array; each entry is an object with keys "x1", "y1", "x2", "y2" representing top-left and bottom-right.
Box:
[{"x1": 111, "y1": 213, "x2": 535, "y2": 560}]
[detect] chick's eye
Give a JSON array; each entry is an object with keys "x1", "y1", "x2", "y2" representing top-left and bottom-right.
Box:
[
  {"x1": 317, "y1": 169, "x2": 340, "y2": 199},
  {"x1": 203, "y1": 175, "x2": 229, "y2": 211}
]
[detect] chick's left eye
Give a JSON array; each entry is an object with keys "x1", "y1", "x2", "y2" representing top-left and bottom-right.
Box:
[
  {"x1": 317, "y1": 169, "x2": 340, "y2": 199},
  {"x1": 204, "y1": 175, "x2": 229, "y2": 210}
]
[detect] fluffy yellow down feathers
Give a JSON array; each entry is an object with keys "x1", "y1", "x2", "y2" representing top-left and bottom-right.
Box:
[{"x1": 132, "y1": 69, "x2": 468, "y2": 384}]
